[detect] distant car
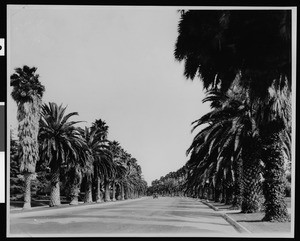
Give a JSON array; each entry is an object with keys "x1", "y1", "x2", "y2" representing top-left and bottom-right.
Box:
[{"x1": 153, "y1": 193, "x2": 158, "y2": 199}]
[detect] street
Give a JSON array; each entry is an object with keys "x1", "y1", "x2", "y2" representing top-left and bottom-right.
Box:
[{"x1": 9, "y1": 196, "x2": 239, "y2": 237}]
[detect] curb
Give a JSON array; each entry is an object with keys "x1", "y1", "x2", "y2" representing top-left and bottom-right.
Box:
[
  {"x1": 10, "y1": 197, "x2": 148, "y2": 217},
  {"x1": 221, "y1": 213, "x2": 251, "y2": 234},
  {"x1": 200, "y1": 200, "x2": 251, "y2": 234},
  {"x1": 200, "y1": 200, "x2": 219, "y2": 211}
]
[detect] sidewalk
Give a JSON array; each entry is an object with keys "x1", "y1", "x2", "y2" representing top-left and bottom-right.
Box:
[
  {"x1": 200, "y1": 199, "x2": 293, "y2": 237},
  {"x1": 10, "y1": 197, "x2": 148, "y2": 216}
]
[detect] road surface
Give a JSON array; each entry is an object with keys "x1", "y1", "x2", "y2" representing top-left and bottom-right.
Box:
[{"x1": 9, "y1": 196, "x2": 239, "y2": 237}]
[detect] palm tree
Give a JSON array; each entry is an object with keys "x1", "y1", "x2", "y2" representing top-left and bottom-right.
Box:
[
  {"x1": 109, "y1": 141, "x2": 129, "y2": 201},
  {"x1": 91, "y1": 119, "x2": 109, "y2": 139},
  {"x1": 39, "y1": 102, "x2": 87, "y2": 207},
  {"x1": 10, "y1": 65, "x2": 45, "y2": 209},
  {"x1": 258, "y1": 78, "x2": 291, "y2": 221},
  {"x1": 174, "y1": 10, "x2": 291, "y2": 221},
  {"x1": 111, "y1": 158, "x2": 127, "y2": 201},
  {"x1": 125, "y1": 158, "x2": 144, "y2": 199},
  {"x1": 124, "y1": 156, "x2": 137, "y2": 199},
  {"x1": 79, "y1": 125, "x2": 112, "y2": 203},
  {"x1": 175, "y1": 10, "x2": 291, "y2": 95},
  {"x1": 186, "y1": 81, "x2": 264, "y2": 211},
  {"x1": 110, "y1": 142, "x2": 129, "y2": 200},
  {"x1": 64, "y1": 129, "x2": 91, "y2": 206},
  {"x1": 91, "y1": 119, "x2": 112, "y2": 203},
  {"x1": 67, "y1": 163, "x2": 84, "y2": 205}
]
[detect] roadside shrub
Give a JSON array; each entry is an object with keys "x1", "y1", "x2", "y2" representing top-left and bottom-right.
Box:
[{"x1": 10, "y1": 137, "x2": 24, "y2": 198}]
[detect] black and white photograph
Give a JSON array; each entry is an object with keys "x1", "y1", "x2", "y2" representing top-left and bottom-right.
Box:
[{"x1": 4, "y1": 3, "x2": 296, "y2": 238}]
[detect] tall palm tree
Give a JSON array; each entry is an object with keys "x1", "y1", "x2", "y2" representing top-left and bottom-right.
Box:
[
  {"x1": 39, "y1": 102, "x2": 87, "y2": 207},
  {"x1": 174, "y1": 10, "x2": 291, "y2": 221},
  {"x1": 107, "y1": 141, "x2": 125, "y2": 200},
  {"x1": 10, "y1": 65, "x2": 45, "y2": 209},
  {"x1": 124, "y1": 155, "x2": 137, "y2": 199},
  {"x1": 258, "y1": 78, "x2": 291, "y2": 221},
  {"x1": 66, "y1": 129, "x2": 92, "y2": 206},
  {"x1": 109, "y1": 141, "x2": 128, "y2": 201},
  {"x1": 67, "y1": 163, "x2": 84, "y2": 205},
  {"x1": 111, "y1": 158, "x2": 127, "y2": 201},
  {"x1": 91, "y1": 119, "x2": 109, "y2": 139},
  {"x1": 91, "y1": 119, "x2": 112, "y2": 203},
  {"x1": 79, "y1": 125, "x2": 112, "y2": 203},
  {"x1": 187, "y1": 82, "x2": 264, "y2": 211},
  {"x1": 175, "y1": 10, "x2": 291, "y2": 96},
  {"x1": 124, "y1": 157, "x2": 144, "y2": 199}
]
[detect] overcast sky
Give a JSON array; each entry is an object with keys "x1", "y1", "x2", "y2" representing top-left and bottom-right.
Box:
[{"x1": 8, "y1": 5, "x2": 211, "y2": 185}]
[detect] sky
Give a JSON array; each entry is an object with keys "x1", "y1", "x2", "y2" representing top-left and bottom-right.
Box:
[{"x1": 7, "y1": 5, "x2": 211, "y2": 185}]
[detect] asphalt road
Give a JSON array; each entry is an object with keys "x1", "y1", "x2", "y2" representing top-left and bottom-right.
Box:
[{"x1": 9, "y1": 196, "x2": 239, "y2": 237}]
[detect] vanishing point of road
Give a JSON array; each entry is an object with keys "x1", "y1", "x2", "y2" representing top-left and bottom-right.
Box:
[{"x1": 9, "y1": 196, "x2": 240, "y2": 237}]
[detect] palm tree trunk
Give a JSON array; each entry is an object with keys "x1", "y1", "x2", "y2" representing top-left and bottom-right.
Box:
[
  {"x1": 121, "y1": 183, "x2": 125, "y2": 200},
  {"x1": 214, "y1": 183, "x2": 222, "y2": 202},
  {"x1": 69, "y1": 184, "x2": 79, "y2": 205},
  {"x1": 225, "y1": 183, "x2": 234, "y2": 205},
  {"x1": 197, "y1": 186, "x2": 202, "y2": 199},
  {"x1": 84, "y1": 179, "x2": 93, "y2": 203},
  {"x1": 223, "y1": 175, "x2": 234, "y2": 205},
  {"x1": 49, "y1": 168, "x2": 61, "y2": 207},
  {"x1": 112, "y1": 181, "x2": 116, "y2": 201},
  {"x1": 104, "y1": 180, "x2": 110, "y2": 202},
  {"x1": 124, "y1": 185, "x2": 129, "y2": 200},
  {"x1": 196, "y1": 186, "x2": 200, "y2": 198},
  {"x1": 262, "y1": 131, "x2": 290, "y2": 222},
  {"x1": 115, "y1": 183, "x2": 121, "y2": 200},
  {"x1": 221, "y1": 183, "x2": 226, "y2": 203},
  {"x1": 95, "y1": 177, "x2": 102, "y2": 203},
  {"x1": 22, "y1": 173, "x2": 33, "y2": 209},
  {"x1": 241, "y1": 144, "x2": 262, "y2": 213},
  {"x1": 69, "y1": 174, "x2": 80, "y2": 205},
  {"x1": 207, "y1": 185, "x2": 214, "y2": 200},
  {"x1": 209, "y1": 186, "x2": 215, "y2": 200},
  {"x1": 214, "y1": 188, "x2": 222, "y2": 202},
  {"x1": 127, "y1": 188, "x2": 131, "y2": 199},
  {"x1": 69, "y1": 166, "x2": 82, "y2": 205},
  {"x1": 231, "y1": 159, "x2": 243, "y2": 209}
]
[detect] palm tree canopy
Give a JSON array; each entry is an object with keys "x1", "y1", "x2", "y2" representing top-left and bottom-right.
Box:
[
  {"x1": 91, "y1": 119, "x2": 109, "y2": 140},
  {"x1": 185, "y1": 80, "x2": 260, "y2": 192},
  {"x1": 79, "y1": 126, "x2": 113, "y2": 181},
  {"x1": 10, "y1": 65, "x2": 45, "y2": 174},
  {"x1": 10, "y1": 65, "x2": 45, "y2": 103},
  {"x1": 39, "y1": 102, "x2": 87, "y2": 170},
  {"x1": 175, "y1": 10, "x2": 291, "y2": 97}
]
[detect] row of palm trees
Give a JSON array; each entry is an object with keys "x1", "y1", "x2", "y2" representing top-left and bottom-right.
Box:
[
  {"x1": 147, "y1": 166, "x2": 188, "y2": 197},
  {"x1": 10, "y1": 65, "x2": 147, "y2": 209},
  {"x1": 149, "y1": 9, "x2": 292, "y2": 223},
  {"x1": 148, "y1": 77, "x2": 291, "y2": 221}
]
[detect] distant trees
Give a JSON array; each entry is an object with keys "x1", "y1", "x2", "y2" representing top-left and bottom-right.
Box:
[
  {"x1": 148, "y1": 166, "x2": 188, "y2": 197},
  {"x1": 10, "y1": 130, "x2": 23, "y2": 198}
]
